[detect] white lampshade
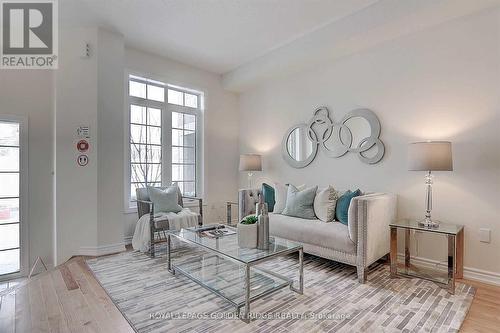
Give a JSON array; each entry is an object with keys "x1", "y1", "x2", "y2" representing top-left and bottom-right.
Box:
[
  {"x1": 408, "y1": 141, "x2": 453, "y2": 171},
  {"x1": 239, "y1": 154, "x2": 262, "y2": 172}
]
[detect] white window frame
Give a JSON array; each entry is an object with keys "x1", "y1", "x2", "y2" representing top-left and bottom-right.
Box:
[
  {"x1": 124, "y1": 74, "x2": 204, "y2": 212},
  {"x1": 0, "y1": 115, "x2": 28, "y2": 281}
]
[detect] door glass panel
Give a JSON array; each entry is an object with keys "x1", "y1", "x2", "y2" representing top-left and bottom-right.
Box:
[
  {"x1": 0, "y1": 173, "x2": 19, "y2": 197},
  {"x1": 0, "y1": 249, "x2": 20, "y2": 275},
  {"x1": 0, "y1": 224, "x2": 19, "y2": 250},
  {"x1": 0, "y1": 147, "x2": 19, "y2": 171},
  {"x1": 0, "y1": 122, "x2": 19, "y2": 146},
  {"x1": 0, "y1": 120, "x2": 21, "y2": 277},
  {"x1": 0, "y1": 198, "x2": 19, "y2": 224}
]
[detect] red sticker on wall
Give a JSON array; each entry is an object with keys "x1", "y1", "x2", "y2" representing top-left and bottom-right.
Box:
[{"x1": 77, "y1": 140, "x2": 89, "y2": 152}]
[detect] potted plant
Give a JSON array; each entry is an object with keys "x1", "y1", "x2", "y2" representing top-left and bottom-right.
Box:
[{"x1": 238, "y1": 215, "x2": 258, "y2": 248}]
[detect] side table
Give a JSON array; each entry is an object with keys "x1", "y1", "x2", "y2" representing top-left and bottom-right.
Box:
[{"x1": 389, "y1": 219, "x2": 464, "y2": 294}]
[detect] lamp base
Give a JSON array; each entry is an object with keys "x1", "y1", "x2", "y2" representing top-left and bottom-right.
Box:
[{"x1": 418, "y1": 217, "x2": 440, "y2": 228}]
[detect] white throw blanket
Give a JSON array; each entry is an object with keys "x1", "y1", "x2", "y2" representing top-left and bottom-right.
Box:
[{"x1": 132, "y1": 208, "x2": 199, "y2": 253}]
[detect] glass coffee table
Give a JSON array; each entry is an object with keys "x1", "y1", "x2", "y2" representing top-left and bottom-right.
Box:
[{"x1": 166, "y1": 224, "x2": 303, "y2": 322}]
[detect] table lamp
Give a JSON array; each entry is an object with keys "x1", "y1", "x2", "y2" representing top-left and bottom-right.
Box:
[
  {"x1": 408, "y1": 141, "x2": 453, "y2": 227},
  {"x1": 239, "y1": 154, "x2": 262, "y2": 189}
]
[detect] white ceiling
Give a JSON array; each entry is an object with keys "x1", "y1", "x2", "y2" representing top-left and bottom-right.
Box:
[{"x1": 60, "y1": 0, "x2": 379, "y2": 74}]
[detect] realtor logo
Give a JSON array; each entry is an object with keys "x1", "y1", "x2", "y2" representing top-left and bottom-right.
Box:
[{"x1": 1, "y1": 0, "x2": 58, "y2": 68}]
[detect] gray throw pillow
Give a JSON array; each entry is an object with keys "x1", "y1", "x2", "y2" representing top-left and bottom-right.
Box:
[
  {"x1": 148, "y1": 186, "x2": 182, "y2": 214},
  {"x1": 282, "y1": 184, "x2": 318, "y2": 219}
]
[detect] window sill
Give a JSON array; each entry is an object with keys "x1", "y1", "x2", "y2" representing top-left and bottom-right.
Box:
[{"x1": 124, "y1": 200, "x2": 205, "y2": 214}]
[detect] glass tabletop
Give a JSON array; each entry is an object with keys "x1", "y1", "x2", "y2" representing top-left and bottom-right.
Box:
[
  {"x1": 390, "y1": 219, "x2": 463, "y2": 235},
  {"x1": 168, "y1": 224, "x2": 302, "y2": 264}
]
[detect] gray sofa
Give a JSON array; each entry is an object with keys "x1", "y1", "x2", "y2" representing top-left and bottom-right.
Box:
[{"x1": 238, "y1": 189, "x2": 397, "y2": 283}]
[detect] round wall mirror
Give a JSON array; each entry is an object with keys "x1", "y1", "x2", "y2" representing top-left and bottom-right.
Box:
[
  {"x1": 287, "y1": 127, "x2": 314, "y2": 162},
  {"x1": 282, "y1": 124, "x2": 318, "y2": 168}
]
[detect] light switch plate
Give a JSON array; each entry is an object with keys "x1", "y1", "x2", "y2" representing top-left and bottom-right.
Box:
[{"x1": 479, "y1": 228, "x2": 491, "y2": 243}]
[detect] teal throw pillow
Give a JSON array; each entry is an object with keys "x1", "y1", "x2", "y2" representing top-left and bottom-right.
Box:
[
  {"x1": 148, "y1": 186, "x2": 182, "y2": 214},
  {"x1": 335, "y1": 189, "x2": 362, "y2": 225},
  {"x1": 261, "y1": 183, "x2": 275, "y2": 212}
]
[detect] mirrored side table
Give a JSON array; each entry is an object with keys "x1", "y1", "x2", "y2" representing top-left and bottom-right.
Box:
[{"x1": 389, "y1": 219, "x2": 464, "y2": 294}]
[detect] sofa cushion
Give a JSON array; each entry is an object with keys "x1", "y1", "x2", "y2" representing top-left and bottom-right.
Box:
[
  {"x1": 273, "y1": 182, "x2": 288, "y2": 213},
  {"x1": 314, "y1": 186, "x2": 339, "y2": 222},
  {"x1": 269, "y1": 213, "x2": 356, "y2": 254},
  {"x1": 261, "y1": 183, "x2": 275, "y2": 212},
  {"x1": 335, "y1": 189, "x2": 362, "y2": 225},
  {"x1": 282, "y1": 184, "x2": 317, "y2": 219}
]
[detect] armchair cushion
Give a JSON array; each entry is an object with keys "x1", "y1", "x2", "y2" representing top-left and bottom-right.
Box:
[{"x1": 148, "y1": 186, "x2": 182, "y2": 214}]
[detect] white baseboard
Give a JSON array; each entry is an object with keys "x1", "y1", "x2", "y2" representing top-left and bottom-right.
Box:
[
  {"x1": 79, "y1": 242, "x2": 126, "y2": 257},
  {"x1": 124, "y1": 235, "x2": 133, "y2": 245},
  {"x1": 397, "y1": 253, "x2": 500, "y2": 286}
]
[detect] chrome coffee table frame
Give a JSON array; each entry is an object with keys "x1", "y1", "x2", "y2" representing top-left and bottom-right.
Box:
[{"x1": 166, "y1": 227, "x2": 303, "y2": 323}]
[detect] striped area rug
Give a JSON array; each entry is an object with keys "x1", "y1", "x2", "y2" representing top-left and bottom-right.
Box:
[{"x1": 87, "y1": 245, "x2": 474, "y2": 333}]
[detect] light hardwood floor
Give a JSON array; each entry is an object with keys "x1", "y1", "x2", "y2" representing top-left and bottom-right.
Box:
[{"x1": 0, "y1": 255, "x2": 499, "y2": 333}]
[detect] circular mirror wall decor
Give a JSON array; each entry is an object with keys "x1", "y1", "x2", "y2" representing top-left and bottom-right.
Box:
[
  {"x1": 282, "y1": 107, "x2": 385, "y2": 168},
  {"x1": 282, "y1": 123, "x2": 318, "y2": 168}
]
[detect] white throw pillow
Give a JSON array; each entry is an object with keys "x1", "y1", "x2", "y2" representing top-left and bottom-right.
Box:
[
  {"x1": 314, "y1": 186, "x2": 339, "y2": 222},
  {"x1": 273, "y1": 183, "x2": 306, "y2": 214},
  {"x1": 148, "y1": 186, "x2": 182, "y2": 214},
  {"x1": 273, "y1": 182, "x2": 288, "y2": 214}
]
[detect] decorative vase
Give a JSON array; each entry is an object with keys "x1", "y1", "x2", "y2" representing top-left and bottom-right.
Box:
[
  {"x1": 237, "y1": 222, "x2": 258, "y2": 248},
  {"x1": 256, "y1": 202, "x2": 270, "y2": 250}
]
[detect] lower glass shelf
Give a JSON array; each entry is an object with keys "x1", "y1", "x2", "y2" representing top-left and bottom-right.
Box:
[{"x1": 172, "y1": 253, "x2": 291, "y2": 308}]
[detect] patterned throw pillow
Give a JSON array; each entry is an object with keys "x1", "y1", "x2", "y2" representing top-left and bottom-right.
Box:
[
  {"x1": 314, "y1": 186, "x2": 339, "y2": 222},
  {"x1": 282, "y1": 184, "x2": 318, "y2": 219}
]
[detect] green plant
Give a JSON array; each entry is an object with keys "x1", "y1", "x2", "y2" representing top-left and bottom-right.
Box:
[{"x1": 240, "y1": 215, "x2": 258, "y2": 225}]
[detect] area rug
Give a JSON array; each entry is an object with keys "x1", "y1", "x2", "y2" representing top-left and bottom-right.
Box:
[{"x1": 87, "y1": 245, "x2": 474, "y2": 333}]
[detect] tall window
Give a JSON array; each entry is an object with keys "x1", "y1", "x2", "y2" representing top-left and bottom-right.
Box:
[{"x1": 127, "y1": 75, "x2": 202, "y2": 207}]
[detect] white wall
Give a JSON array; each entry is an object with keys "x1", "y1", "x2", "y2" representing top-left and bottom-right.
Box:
[
  {"x1": 55, "y1": 28, "x2": 99, "y2": 263},
  {"x1": 0, "y1": 71, "x2": 55, "y2": 272},
  {"x1": 96, "y1": 30, "x2": 126, "y2": 250},
  {"x1": 55, "y1": 28, "x2": 127, "y2": 264},
  {"x1": 238, "y1": 9, "x2": 500, "y2": 276},
  {"x1": 123, "y1": 48, "x2": 240, "y2": 239}
]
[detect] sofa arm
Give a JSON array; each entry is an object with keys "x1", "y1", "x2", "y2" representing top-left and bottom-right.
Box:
[
  {"x1": 348, "y1": 193, "x2": 397, "y2": 267},
  {"x1": 238, "y1": 189, "x2": 261, "y2": 222}
]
